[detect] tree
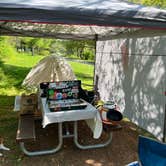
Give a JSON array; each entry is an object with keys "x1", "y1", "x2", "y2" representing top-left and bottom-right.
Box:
[
  {"x1": 0, "y1": 35, "x2": 95, "y2": 60},
  {"x1": 15, "y1": 37, "x2": 52, "y2": 56},
  {"x1": 62, "y1": 40, "x2": 95, "y2": 60},
  {"x1": 0, "y1": 36, "x2": 17, "y2": 58}
]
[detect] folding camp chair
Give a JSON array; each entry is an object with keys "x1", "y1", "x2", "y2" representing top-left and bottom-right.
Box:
[{"x1": 127, "y1": 135, "x2": 166, "y2": 166}]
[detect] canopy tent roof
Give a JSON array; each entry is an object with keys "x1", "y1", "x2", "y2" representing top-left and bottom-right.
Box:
[{"x1": 0, "y1": 0, "x2": 166, "y2": 40}]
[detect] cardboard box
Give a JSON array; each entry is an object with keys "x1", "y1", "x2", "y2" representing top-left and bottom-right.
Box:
[
  {"x1": 21, "y1": 93, "x2": 37, "y2": 105},
  {"x1": 20, "y1": 93, "x2": 38, "y2": 115}
]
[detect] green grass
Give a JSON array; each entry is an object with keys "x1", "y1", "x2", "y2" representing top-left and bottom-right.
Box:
[
  {"x1": 0, "y1": 53, "x2": 44, "y2": 95},
  {"x1": 4, "y1": 53, "x2": 44, "y2": 68},
  {"x1": 0, "y1": 105, "x2": 21, "y2": 165},
  {"x1": 69, "y1": 61, "x2": 94, "y2": 90}
]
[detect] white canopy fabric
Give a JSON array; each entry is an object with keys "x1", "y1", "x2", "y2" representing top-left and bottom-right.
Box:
[
  {"x1": 0, "y1": 0, "x2": 166, "y2": 40},
  {"x1": 22, "y1": 55, "x2": 76, "y2": 88},
  {"x1": 0, "y1": 0, "x2": 166, "y2": 28}
]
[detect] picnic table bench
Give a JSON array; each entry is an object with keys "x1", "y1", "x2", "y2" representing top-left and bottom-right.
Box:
[{"x1": 16, "y1": 115, "x2": 36, "y2": 143}]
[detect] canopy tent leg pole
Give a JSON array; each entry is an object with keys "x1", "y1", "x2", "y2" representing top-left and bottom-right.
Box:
[
  {"x1": 19, "y1": 122, "x2": 63, "y2": 156},
  {"x1": 73, "y1": 121, "x2": 112, "y2": 149},
  {"x1": 163, "y1": 103, "x2": 166, "y2": 143},
  {"x1": 93, "y1": 34, "x2": 98, "y2": 89}
]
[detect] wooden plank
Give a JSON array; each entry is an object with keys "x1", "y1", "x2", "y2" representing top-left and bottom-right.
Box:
[{"x1": 16, "y1": 115, "x2": 36, "y2": 142}]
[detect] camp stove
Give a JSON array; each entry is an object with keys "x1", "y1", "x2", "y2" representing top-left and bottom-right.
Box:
[{"x1": 48, "y1": 99, "x2": 87, "y2": 112}]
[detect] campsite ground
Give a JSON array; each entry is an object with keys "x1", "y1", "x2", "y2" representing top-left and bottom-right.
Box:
[
  {"x1": 0, "y1": 54, "x2": 155, "y2": 166},
  {"x1": 0, "y1": 117, "x2": 155, "y2": 166}
]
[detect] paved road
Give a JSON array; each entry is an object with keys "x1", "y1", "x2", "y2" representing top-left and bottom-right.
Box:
[{"x1": 65, "y1": 58, "x2": 94, "y2": 65}]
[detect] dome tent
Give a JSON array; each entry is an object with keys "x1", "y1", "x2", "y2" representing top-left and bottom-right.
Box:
[{"x1": 22, "y1": 55, "x2": 76, "y2": 88}]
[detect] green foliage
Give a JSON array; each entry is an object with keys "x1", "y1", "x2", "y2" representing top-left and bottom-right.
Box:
[
  {"x1": 15, "y1": 37, "x2": 53, "y2": 56},
  {"x1": 49, "y1": 39, "x2": 66, "y2": 55},
  {"x1": 61, "y1": 40, "x2": 95, "y2": 60},
  {"x1": 39, "y1": 49, "x2": 50, "y2": 56},
  {"x1": 0, "y1": 36, "x2": 18, "y2": 58},
  {"x1": 83, "y1": 48, "x2": 95, "y2": 60},
  {"x1": 129, "y1": 0, "x2": 166, "y2": 8},
  {"x1": 0, "y1": 36, "x2": 95, "y2": 60}
]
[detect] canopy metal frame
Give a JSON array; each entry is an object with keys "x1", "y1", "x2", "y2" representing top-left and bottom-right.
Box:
[{"x1": 19, "y1": 122, "x2": 112, "y2": 156}]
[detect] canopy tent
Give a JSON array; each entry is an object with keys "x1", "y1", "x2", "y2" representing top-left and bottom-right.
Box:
[
  {"x1": 0, "y1": 0, "x2": 166, "y2": 28},
  {"x1": 0, "y1": 0, "x2": 166, "y2": 141},
  {"x1": 0, "y1": 0, "x2": 166, "y2": 40}
]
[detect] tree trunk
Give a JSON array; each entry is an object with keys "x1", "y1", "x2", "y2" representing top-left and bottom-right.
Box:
[
  {"x1": 79, "y1": 47, "x2": 84, "y2": 59},
  {"x1": 31, "y1": 47, "x2": 35, "y2": 56}
]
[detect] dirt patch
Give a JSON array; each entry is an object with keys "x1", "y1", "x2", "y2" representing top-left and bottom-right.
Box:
[{"x1": 1, "y1": 120, "x2": 139, "y2": 166}]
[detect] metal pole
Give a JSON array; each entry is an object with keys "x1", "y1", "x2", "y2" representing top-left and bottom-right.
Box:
[
  {"x1": 20, "y1": 122, "x2": 63, "y2": 156},
  {"x1": 74, "y1": 121, "x2": 112, "y2": 149},
  {"x1": 93, "y1": 34, "x2": 98, "y2": 90},
  {"x1": 163, "y1": 103, "x2": 166, "y2": 142}
]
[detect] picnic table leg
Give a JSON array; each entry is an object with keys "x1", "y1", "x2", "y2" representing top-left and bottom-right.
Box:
[
  {"x1": 19, "y1": 122, "x2": 63, "y2": 156},
  {"x1": 74, "y1": 121, "x2": 112, "y2": 149}
]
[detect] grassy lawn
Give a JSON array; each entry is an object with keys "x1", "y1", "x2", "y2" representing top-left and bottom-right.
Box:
[
  {"x1": 69, "y1": 61, "x2": 94, "y2": 90},
  {"x1": 0, "y1": 53, "x2": 94, "y2": 164},
  {"x1": 0, "y1": 53, "x2": 94, "y2": 95},
  {"x1": 0, "y1": 53, "x2": 44, "y2": 95}
]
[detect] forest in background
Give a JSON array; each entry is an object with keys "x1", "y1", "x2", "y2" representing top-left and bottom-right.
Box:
[{"x1": 0, "y1": 36, "x2": 95, "y2": 61}]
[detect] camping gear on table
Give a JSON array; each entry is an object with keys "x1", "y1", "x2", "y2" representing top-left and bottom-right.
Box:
[
  {"x1": 39, "y1": 80, "x2": 88, "y2": 112},
  {"x1": 78, "y1": 88, "x2": 95, "y2": 103},
  {"x1": 21, "y1": 55, "x2": 77, "y2": 114}
]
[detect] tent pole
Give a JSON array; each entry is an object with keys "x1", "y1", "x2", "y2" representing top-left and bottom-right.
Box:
[
  {"x1": 93, "y1": 34, "x2": 98, "y2": 91},
  {"x1": 163, "y1": 103, "x2": 166, "y2": 142}
]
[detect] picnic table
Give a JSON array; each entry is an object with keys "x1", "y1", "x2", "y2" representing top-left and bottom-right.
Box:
[{"x1": 15, "y1": 95, "x2": 112, "y2": 156}]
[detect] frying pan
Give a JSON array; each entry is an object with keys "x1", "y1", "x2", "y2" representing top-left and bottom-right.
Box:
[{"x1": 106, "y1": 109, "x2": 123, "y2": 121}]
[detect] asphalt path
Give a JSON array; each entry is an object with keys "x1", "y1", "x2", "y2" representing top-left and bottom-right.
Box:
[{"x1": 66, "y1": 58, "x2": 94, "y2": 65}]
